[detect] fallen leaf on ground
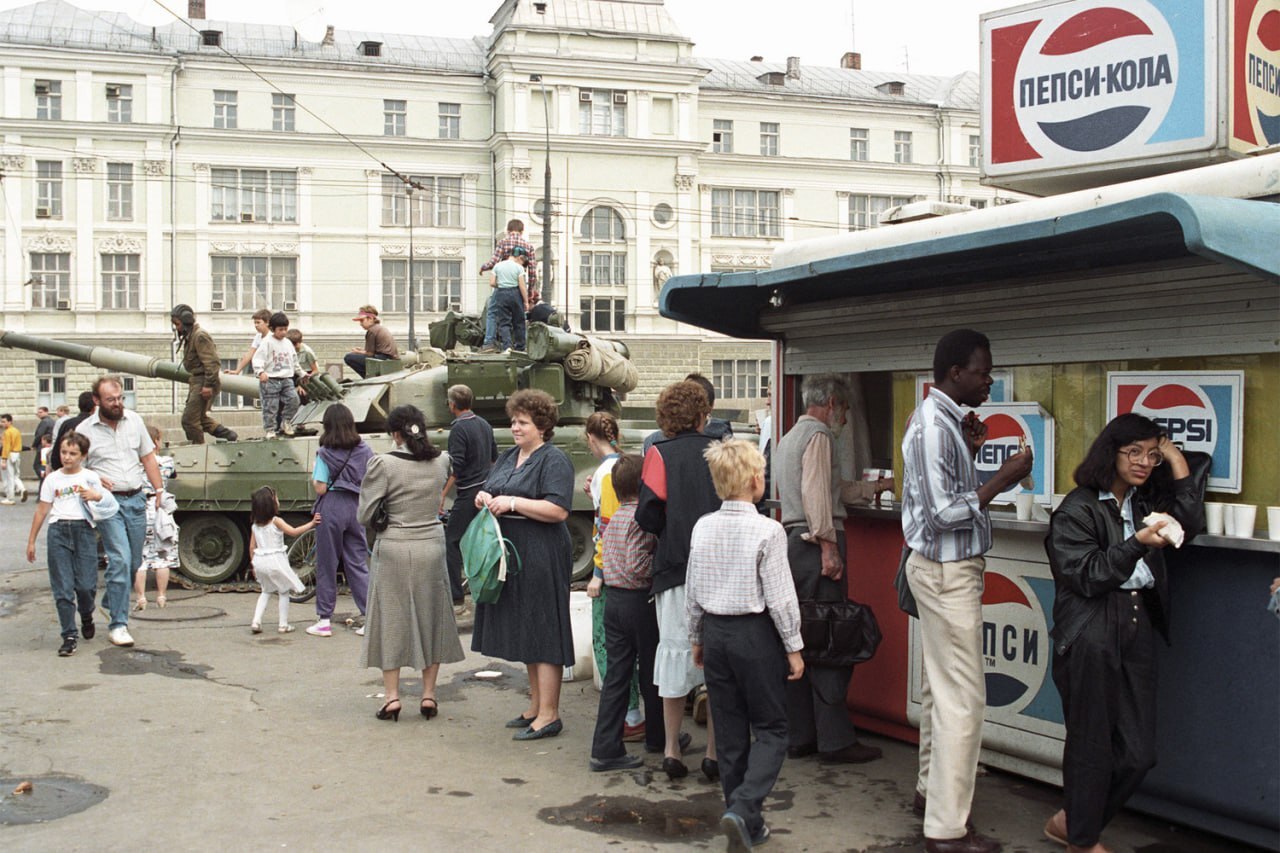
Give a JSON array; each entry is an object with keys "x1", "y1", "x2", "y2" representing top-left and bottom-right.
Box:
[{"x1": 13, "y1": 781, "x2": 33, "y2": 794}]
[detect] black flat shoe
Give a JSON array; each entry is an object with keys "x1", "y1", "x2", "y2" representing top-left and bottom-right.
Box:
[
  {"x1": 702, "y1": 757, "x2": 720, "y2": 781},
  {"x1": 505, "y1": 713, "x2": 536, "y2": 729},
  {"x1": 513, "y1": 719, "x2": 562, "y2": 741},
  {"x1": 375, "y1": 700, "x2": 401, "y2": 722},
  {"x1": 420, "y1": 698, "x2": 438, "y2": 720},
  {"x1": 662, "y1": 757, "x2": 688, "y2": 779},
  {"x1": 646, "y1": 731, "x2": 692, "y2": 754}
]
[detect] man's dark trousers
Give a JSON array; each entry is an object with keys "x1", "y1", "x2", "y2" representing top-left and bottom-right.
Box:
[
  {"x1": 445, "y1": 486, "x2": 481, "y2": 602},
  {"x1": 589, "y1": 586, "x2": 664, "y2": 758}
]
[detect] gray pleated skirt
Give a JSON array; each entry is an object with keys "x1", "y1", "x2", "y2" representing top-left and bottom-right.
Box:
[{"x1": 360, "y1": 530, "x2": 465, "y2": 671}]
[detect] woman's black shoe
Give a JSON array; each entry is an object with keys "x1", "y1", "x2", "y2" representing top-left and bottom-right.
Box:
[
  {"x1": 375, "y1": 700, "x2": 401, "y2": 722},
  {"x1": 662, "y1": 757, "x2": 688, "y2": 780},
  {"x1": 505, "y1": 713, "x2": 536, "y2": 729},
  {"x1": 420, "y1": 698, "x2": 438, "y2": 720},
  {"x1": 701, "y1": 758, "x2": 720, "y2": 781}
]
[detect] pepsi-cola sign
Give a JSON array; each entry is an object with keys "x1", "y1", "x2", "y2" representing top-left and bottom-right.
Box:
[
  {"x1": 984, "y1": 0, "x2": 1218, "y2": 174},
  {"x1": 1107, "y1": 371, "x2": 1244, "y2": 492},
  {"x1": 1231, "y1": 0, "x2": 1280, "y2": 151},
  {"x1": 975, "y1": 403, "x2": 1056, "y2": 505}
]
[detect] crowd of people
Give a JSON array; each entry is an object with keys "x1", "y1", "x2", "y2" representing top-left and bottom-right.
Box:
[{"x1": 19, "y1": 319, "x2": 1225, "y2": 853}]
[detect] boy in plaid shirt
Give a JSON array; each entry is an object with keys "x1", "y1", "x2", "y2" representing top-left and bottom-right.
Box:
[
  {"x1": 687, "y1": 439, "x2": 804, "y2": 851},
  {"x1": 588, "y1": 454, "x2": 667, "y2": 771}
]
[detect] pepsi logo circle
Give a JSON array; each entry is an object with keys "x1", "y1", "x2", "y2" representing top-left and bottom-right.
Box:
[
  {"x1": 1015, "y1": 0, "x2": 1177, "y2": 157},
  {"x1": 1130, "y1": 383, "x2": 1217, "y2": 454},
  {"x1": 975, "y1": 412, "x2": 1029, "y2": 482},
  {"x1": 1246, "y1": 2, "x2": 1280, "y2": 145},
  {"x1": 981, "y1": 572, "x2": 1046, "y2": 711}
]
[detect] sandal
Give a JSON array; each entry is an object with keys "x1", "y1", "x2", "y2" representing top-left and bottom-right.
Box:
[
  {"x1": 133, "y1": 597, "x2": 147, "y2": 612},
  {"x1": 155, "y1": 595, "x2": 166, "y2": 608},
  {"x1": 420, "y1": 698, "x2": 439, "y2": 720}
]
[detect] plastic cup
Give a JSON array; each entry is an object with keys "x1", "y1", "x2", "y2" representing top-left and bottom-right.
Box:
[
  {"x1": 1204, "y1": 503, "x2": 1225, "y2": 536},
  {"x1": 1015, "y1": 493, "x2": 1035, "y2": 521},
  {"x1": 1231, "y1": 504, "x2": 1257, "y2": 539},
  {"x1": 1268, "y1": 507, "x2": 1280, "y2": 542}
]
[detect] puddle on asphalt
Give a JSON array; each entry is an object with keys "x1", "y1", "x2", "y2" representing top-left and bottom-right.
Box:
[
  {"x1": 433, "y1": 662, "x2": 528, "y2": 703},
  {"x1": 502, "y1": 778, "x2": 526, "y2": 786},
  {"x1": 0, "y1": 775, "x2": 108, "y2": 825},
  {"x1": 539, "y1": 791, "x2": 724, "y2": 843},
  {"x1": 97, "y1": 648, "x2": 212, "y2": 680}
]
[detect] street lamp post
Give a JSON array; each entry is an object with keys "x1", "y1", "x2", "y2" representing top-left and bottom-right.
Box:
[
  {"x1": 406, "y1": 185, "x2": 417, "y2": 350},
  {"x1": 531, "y1": 74, "x2": 553, "y2": 306}
]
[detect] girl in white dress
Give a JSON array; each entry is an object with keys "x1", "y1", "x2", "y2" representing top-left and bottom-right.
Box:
[{"x1": 249, "y1": 485, "x2": 319, "y2": 634}]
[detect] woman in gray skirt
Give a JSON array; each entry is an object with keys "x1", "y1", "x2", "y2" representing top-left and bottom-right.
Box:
[{"x1": 358, "y1": 405, "x2": 464, "y2": 722}]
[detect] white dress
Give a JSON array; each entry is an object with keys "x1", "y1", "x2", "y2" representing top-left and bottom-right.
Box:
[{"x1": 252, "y1": 522, "x2": 304, "y2": 594}]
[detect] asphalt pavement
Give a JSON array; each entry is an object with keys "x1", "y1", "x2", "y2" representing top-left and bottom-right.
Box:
[{"x1": 0, "y1": 498, "x2": 1245, "y2": 851}]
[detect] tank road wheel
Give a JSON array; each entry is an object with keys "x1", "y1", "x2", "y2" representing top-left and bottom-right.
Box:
[
  {"x1": 568, "y1": 512, "x2": 595, "y2": 582},
  {"x1": 178, "y1": 513, "x2": 247, "y2": 584},
  {"x1": 288, "y1": 529, "x2": 318, "y2": 604}
]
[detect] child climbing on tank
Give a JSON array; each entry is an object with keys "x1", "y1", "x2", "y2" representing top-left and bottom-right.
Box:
[{"x1": 248, "y1": 485, "x2": 320, "y2": 634}]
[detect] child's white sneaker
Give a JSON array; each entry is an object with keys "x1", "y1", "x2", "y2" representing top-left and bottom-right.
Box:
[
  {"x1": 278, "y1": 624, "x2": 295, "y2": 633},
  {"x1": 250, "y1": 622, "x2": 262, "y2": 634}
]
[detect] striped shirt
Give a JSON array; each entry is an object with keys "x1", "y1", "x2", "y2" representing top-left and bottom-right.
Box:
[
  {"x1": 600, "y1": 501, "x2": 657, "y2": 590},
  {"x1": 685, "y1": 501, "x2": 802, "y2": 652},
  {"x1": 901, "y1": 388, "x2": 991, "y2": 562}
]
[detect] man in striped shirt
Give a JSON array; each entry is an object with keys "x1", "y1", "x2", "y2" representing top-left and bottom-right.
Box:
[{"x1": 901, "y1": 329, "x2": 1032, "y2": 853}]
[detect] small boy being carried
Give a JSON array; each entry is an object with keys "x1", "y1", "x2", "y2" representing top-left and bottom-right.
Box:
[{"x1": 686, "y1": 439, "x2": 804, "y2": 852}]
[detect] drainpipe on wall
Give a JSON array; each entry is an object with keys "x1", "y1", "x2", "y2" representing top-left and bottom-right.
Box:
[
  {"x1": 168, "y1": 59, "x2": 183, "y2": 413},
  {"x1": 935, "y1": 105, "x2": 947, "y2": 202}
]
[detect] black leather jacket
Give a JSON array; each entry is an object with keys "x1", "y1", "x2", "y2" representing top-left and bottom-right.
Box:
[{"x1": 1044, "y1": 452, "x2": 1209, "y2": 655}]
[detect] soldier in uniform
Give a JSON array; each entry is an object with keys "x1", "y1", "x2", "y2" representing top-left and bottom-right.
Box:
[{"x1": 172, "y1": 304, "x2": 237, "y2": 444}]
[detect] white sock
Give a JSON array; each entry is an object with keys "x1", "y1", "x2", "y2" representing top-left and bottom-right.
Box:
[
  {"x1": 277, "y1": 594, "x2": 289, "y2": 626},
  {"x1": 315, "y1": 617, "x2": 330, "y2": 627},
  {"x1": 252, "y1": 591, "x2": 270, "y2": 626}
]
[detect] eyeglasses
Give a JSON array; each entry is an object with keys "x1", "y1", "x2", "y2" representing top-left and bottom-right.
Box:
[
  {"x1": 99, "y1": 396, "x2": 126, "y2": 404},
  {"x1": 1118, "y1": 447, "x2": 1163, "y2": 466}
]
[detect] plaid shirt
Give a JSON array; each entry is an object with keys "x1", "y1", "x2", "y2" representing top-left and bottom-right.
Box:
[
  {"x1": 685, "y1": 500, "x2": 802, "y2": 652},
  {"x1": 600, "y1": 501, "x2": 657, "y2": 590},
  {"x1": 480, "y1": 233, "x2": 538, "y2": 287}
]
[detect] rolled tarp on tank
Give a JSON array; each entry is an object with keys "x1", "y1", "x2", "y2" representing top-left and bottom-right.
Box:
[{"x1": 563, "y1": 336, "x2": 639, "y2": 393}]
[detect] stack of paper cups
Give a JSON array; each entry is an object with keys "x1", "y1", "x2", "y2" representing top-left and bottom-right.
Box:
[
  {"x1": 1204, "y1": 503, "x2": 1225, "y2": 536},
  {"x1": 1268, "y1": 506, "x2": 1280, "y2": 542},
  {"x1": 1230, "y1": 504, "x2": 1256, "y2": 539}
]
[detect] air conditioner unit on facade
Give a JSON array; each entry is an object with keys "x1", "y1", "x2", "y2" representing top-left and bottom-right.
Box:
[
  {"x1": 578, "y1": 91, "x2": 592, "y2": 102},
  {"x1": 35, "y1": 207, "x2": 51, "y2": 218},
  {"x1": 613, "y1": 92, "x2": 628, "y2": 105},
  {"x1": 282, "y1": 300, "x2": 297, "y2": 311},
  {"x1": 55, "y1": 299, "x2": 70, "y2": 310},
  {"x1": 35, "y1": 83, "x2": 49, "y2": 96},
  {"x1": 210, "y1": 300, "x2": 225, "y2": 311},
  {"x1": 240, "y1": 212, "x2": 255, "y2": 223},
  {"x1": 106, "y1": 85, "x2": 121, "y2": 98}
]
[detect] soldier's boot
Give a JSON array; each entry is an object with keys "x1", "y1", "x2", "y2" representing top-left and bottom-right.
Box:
[{"x1": 211, "y1": 425, "x2": 239, "y2": 442}]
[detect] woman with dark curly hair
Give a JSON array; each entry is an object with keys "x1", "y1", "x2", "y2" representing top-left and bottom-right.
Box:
[
  {"x1": 358, "y1": 405, "x2": 463, "y2": 722},
  {"x1": 637, "y1": 379, "x2": 721, "y2": 780},
  {"x1": 472, "y1": 389, "x2": 575, "y2": 740}
]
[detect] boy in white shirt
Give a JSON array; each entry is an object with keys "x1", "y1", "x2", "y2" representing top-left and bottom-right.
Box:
[
  {"x1": 252, "y1": 312, "x2": 301, "y2": 438},
  {"x1": 26, "y1": 432, "x2": 119, "y2": 657}
]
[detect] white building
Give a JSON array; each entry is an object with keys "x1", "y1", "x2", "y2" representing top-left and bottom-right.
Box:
[{"x1": 0, "y1": 0, "x2": 1011, "y2": 417}]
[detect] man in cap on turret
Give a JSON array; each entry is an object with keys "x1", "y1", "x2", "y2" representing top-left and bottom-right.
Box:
[{"x1": 172, "y1": 304, "x2": 237, "y2": 444}]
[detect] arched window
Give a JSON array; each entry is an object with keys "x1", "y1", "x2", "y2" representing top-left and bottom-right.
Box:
[
  {"x1": 580, "y1": 205, "x2": 625, "y2": 242},
  {"x1": 578, "y1": 205, "x2": 627, "y2": 332}
]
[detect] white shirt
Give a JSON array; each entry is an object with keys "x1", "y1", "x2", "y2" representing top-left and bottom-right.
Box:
[
  {"x1": 77, "y1": 408, "x2": 155, "y2": 492},
  {"x1": 252, "y1": 335, "x2": 300, "y2": 378},
  {"x1": 40, "y1": 468, "x2": 105, "y2": 522}
]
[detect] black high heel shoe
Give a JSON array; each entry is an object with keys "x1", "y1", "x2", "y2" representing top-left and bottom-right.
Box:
[
  {"x1": 376, "y1": 699, "x2": 401, "y2": 722},
  {"x1": 421, "y1": 698, "x2": 438, "y2": 720}
]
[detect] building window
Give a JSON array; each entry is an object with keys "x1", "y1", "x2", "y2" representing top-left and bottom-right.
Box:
[
  {"x1": 107, "y1": 162, "x2": 133, "y2": 221},
  {"x1": 36, "y1": 161, "x2": 62, "y2": 218},
  {"x1": 380, "y1": 259, "x2": 463, "y2": 313},
  {"x1": 578, "y1": 89, "x2": 626, "y2": 137},
  {"x1": 580, "y1": 297, "x2": 625, "y2": 333},
  {"x1": 35, "y1": 79, "x2": 61, "y2": 120},
  {"x1": 894, "y1": 130, "x2": 913, "y2": 164},
  {"x1": 101, "y1": 254, "x2": 140, "y2": 310},
  {"x1": 760, "y1": 122, "x2": 779, "y2": 156},
  {"x1": 213, "y1": 90, "x2": 237, "y2": 129},
  {"x1": 579, "y1": 252, "x2": 627, "y2": 287},
  {"x1": 36, "y1": 359, "x2": 66, "y2": 408},
  {"x1": 380, "y1": 175, "x2": 463, "y2": 228},
  {"x1": 438, "y1": 102, "x2": 460, "y2": 139},
  {"x1": 211, "y1": 168, "x2": 297, "y2": 223},
  {"x1": 272, "y1": 93, "x2": 295, "y2": 131},
  {"x1": 580, "y1": 205, "x2": 625, "y2": 242},
  {"x1": 971, "y1": 199, "x2": 987, "y2": 210},
  {"x1": 105, "y1": 83, "x2": 132, "y2": 123},
  {"x1": 850, "y1": 127, "x2": 868, "y2": 161},
  {"x1": 968, "y1": 134, "x2": 981, "y2": 167},
  {"x1": 384, "y1": 99, "x2": 406, "y2": 136},
  {"x1": 120, "y1": 376, "x2": 137, "y2": 410},
  {"x1": 712, "y1": 119, "x2": 734, "y2": 153},
  {"x1": 712, "y1": 359, "x2": 771, "y2": 399},
  {"x1": 30, "y1": 253, "x2": 70, "y2": 309},
  {"x1": 217, "y1": 358, "x2": 248, "y2": 408},
  {"x1": 579, "y1": 205, "x2": 626, "y2": 287},
  {"x1": 849, "y1": 194, "x2": 912, "y2": 230},
  {"x1": 210, "y1": 256, "x2": 297, "y2": 311},
  {"x1": 711, "y1": 189, "x2": 780, "y2": 238}
]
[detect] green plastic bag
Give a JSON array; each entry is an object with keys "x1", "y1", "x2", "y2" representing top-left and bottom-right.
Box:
[{"x1": 461, "y1": 507, "x2": 521, "y2": 604}]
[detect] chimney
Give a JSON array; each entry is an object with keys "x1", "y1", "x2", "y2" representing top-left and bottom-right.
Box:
[
  {"x1": 322, "y1": 25, "x2": 335, "y2": 46},
  {"x1": 785, "y1": 56, "x2": 801, "y2": 80},
  {"x1": 188, "y1": 0, "x2": 205, "y2": 19},
  {"x1": 840, "y1": 51, "x2": 862, "y2": 70}
]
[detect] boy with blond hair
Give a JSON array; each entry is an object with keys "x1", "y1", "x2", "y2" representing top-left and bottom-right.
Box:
[{"x1": 686, "y1": 439, "x2": 804, "y2": 851}]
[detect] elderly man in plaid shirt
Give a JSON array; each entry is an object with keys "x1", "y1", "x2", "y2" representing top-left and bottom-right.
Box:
[{"x1": 479, "y1": 219, "x2": 538, "y2": 352}]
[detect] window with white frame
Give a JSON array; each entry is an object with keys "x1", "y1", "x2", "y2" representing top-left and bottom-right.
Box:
[
  {"x1": 30, "y1": 253, "x2": 70, "y2": 309},
  {"x1": 100, "y1": 254, "x2": 140, "y2": 310},
  {"x1": 210, "y1": 256, "x2": 297, "y2": 311},
  {"x1": 384, "y1": 99, "x2": 406, "y2": 136},
  {"x1": 894, "y1": 130, "x2": 913, "y2": 163},
  {"x1": 712, "y1": 119, "x2": 734, "y2": 153},
  {"x1": 849, "y1": 194, "x2": 912, "y2": 230},
  {"x1": 36, "y1": 359, "x2": 66, "y2": 408},
  {"x1": 438, "y1": 102, "x2": 460, "y2": 139},
  {"x1": 217, "y1": 358, "x2": 249, "y2": 408},
  {"x1": 380, "y1": 259, "x2": 462, "y2": 313},
  {"x1": 105, "y1": 83, "x2": 132, "y2": 123},
  {"x1": 711, "y1": 188, "x2": 780, "y2": 238},
  {"x1": 579, "y1": 205, "x2": 626, "y2": 288},
  {"x1": 971, "y1": 199, "x2": 987, "y2": 210},
  {"x1": 213, "y1": 90, "x2": 237, "y2": 129},
  {"x1": 272, "y1": 93, "x2": 295, "y2": 131},
  {"x1": 107, "y1": 162, "x2": 132, "y2": 220},
  {"x1": 850, "y1": 127, "x2": 868, "y2": 161},
  {"x1": 380, "y1": 175, "x2": 463, "y2": 228},
  {"x1": 712, "y1": 359, "x2": 771, "y2": 400},
  {"x1": 36, "y1": 160, "x2": 62, "y2": 217},
  {"x1": 968, "y1": 134, "x2": 981, "y2": 167},
  {"x1": 120, "y1": 375, "x2": 136, "y2": 410},
  {"x1": 760, "y1": 122, "x2": 779, "y2": 156},
  {"x1": 210, "y1": 168, "x2": 297, "y2": 223},
  {"x1": 580, "y1": 297, "x2": 625, "y2": 333},
  {"x1": 35, "y1": 79, "x2": 61, "y2": 120},
  {"x1": 578, "y1": 89, "x2": 626, "y2": 137}
]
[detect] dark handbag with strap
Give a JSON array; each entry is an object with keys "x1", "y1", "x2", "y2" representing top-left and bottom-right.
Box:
[
  {"x1": 894, "y1": 544, "x2": 919, "y2": 618},
  {"x1": 798, "y1": 598, "x2": 882, "y2": 667}
]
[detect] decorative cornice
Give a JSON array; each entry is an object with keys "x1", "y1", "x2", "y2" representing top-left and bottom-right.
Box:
[
  {"x1": 141, "y1": 160, "x2": 167, "y2": 177},
  {"x1": 674, "y1": 174, "x2": 694, "y2": 191},
  {"x1": 510, "y1": 166, "x2": 531, "y2": 185},
  {"x1": 209, "y1": 241, "x2": 297, "y2": 255},
  {"x1": 365, "y1": 169, "x2": 383, "y2": 179},
  {"x1": 192, "y1": 162, "x2": 210, "y2": 174},
  {"x1": 835, "y1": 190, "x2": 851, "y2": 199},
  {"x1": 463, "y1": 173, "x2": 480, "y2": 183},
  {"x1": 781, "y1": 187, "x2": 795, "y2": 197},
  {"x1": 97, "y1": 234, "x2": 143, "y2": 254},
  {"x1": 710, "y1": 253, "x2": 772, "y2": 268},
  {"x1": 0, "y1": 155, "x2": 27, "y2": 171},
  {"x1": 697, "y1": 183, "x2": 711, "y2": 193},
  {"x1": 24, "y1": 233, "x2": 73, "y2": 253},
  {"x1": 298, "y1": 166, "x2": 313, "y2": 176},
  {"x1": 71, "y1": 157, "x2": 97, "y2": 173},
  {"x1": 381, "y1": 244, "x2": 464, "y2": 258}
]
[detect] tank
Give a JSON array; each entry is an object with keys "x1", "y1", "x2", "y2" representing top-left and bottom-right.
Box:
[{"x1": 0, "y1": 316, "x2": 651, "y2": 585}]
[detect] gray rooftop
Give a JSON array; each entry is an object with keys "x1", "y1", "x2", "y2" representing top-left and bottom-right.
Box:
[{"x1": 700, "y1": 57, "x2": 980, "y2": 110}]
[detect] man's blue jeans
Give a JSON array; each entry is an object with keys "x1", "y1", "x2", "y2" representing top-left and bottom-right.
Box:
[
  {"x1": 97, "y1": 492, "x2": 147, "y2": 630},
  {"x1": 47, "y1": 520, "x2": 98, "y2": 638},
  {"x1": 485, "y1": 287, "x2": 526, "y2": 350}
]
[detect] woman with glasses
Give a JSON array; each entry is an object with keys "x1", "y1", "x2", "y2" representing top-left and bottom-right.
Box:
[{"x1": 1043, "y1": 413, "x2": 1204, "y2": 853}]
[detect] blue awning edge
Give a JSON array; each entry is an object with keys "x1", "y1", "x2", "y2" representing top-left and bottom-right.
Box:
[{"x1": 659, "y1": 193, "x2": 1280, "y2": 340}]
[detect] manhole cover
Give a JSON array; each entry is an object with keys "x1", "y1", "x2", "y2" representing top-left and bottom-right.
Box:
[
  {"x1": 0, "y1": 775, "x2": 108, "y2": 825},
  {"x1": 131, "y1": 605, "x2": 225, "y2": 622}
]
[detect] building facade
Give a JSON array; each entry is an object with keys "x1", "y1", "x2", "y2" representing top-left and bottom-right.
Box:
[{"x1": 0, "y1": 0, "x2": 1011, "y2": 417}]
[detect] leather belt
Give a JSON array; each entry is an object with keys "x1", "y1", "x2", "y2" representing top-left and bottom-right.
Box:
[{"x1": 112, "y1": 488, "x2": 142, "y2": 497}]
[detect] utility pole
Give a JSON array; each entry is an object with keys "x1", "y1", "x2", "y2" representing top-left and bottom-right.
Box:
[
  {"x1": 531, "y1": 74, "x2": 553, "y2": 305},
  {"x1": 406, "y1": 185, "x2": 416, "y2": 350}
]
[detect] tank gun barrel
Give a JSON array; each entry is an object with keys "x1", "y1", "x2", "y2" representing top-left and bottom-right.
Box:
[{"x1": 0, "y1": 330, "x2": 261, "y2": 399}]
